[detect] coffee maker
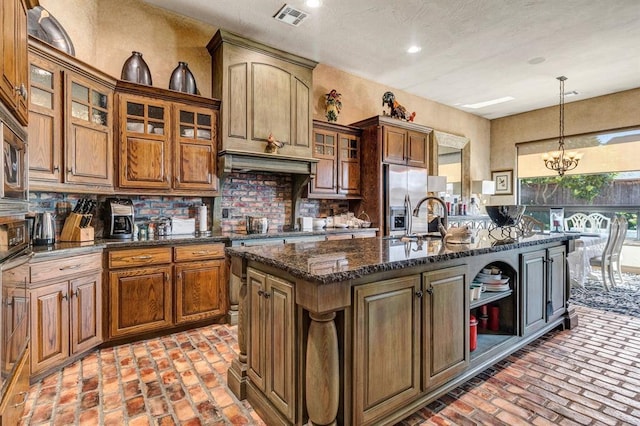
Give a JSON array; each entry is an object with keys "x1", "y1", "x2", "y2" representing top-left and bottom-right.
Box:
[{"x1": 105, "y1": 198, "x2": 134, "y2": 239}]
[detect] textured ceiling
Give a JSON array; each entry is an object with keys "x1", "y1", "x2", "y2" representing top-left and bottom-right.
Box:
[{"x1": 143, "y1": 0, "x2": 640, "y2": 119}]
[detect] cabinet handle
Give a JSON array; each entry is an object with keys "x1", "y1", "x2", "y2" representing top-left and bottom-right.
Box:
[
  {"x1": 426, "y1": 288, "x2": 433, "y2": 295},
  {"x1": 73, "y1": 289, "x2": 79, "y2": 298},
  {"x1": 257, "y1": 290, "x2": 265, "y2": 297},
  {"x1": 15, "y1": 84, "x2": 27, "y2": 100},
  {"x1": 133, "y1": 255, "x2": 153, "y2": 260},
  {"x1": 60, "y1": 264, "x2": 81, "y2": 270},
  {"x1": 415, "y1": 290, "x2": 423, "y2": 298},
  {"x1": 53, "y1": 165, "x2": 60, "y2": 172},
  {"x1": 263, "y1": 292, "x2": 271, "y2": 299},
  {"x1": 165, "y1": 273, "x2": 169, "y2": 281},
  {"x1": 13, "y1": 391, "x2": 28, "y2": 408},
  {"x1": 192, "y1": 250, "x2": 214, "y2": 255},
  {"x1": 67, "y1": 167, "x2": 74, "y2": 174},
  {"x1": 62, "y1": 293, "x2": 68, "y2": 300}
]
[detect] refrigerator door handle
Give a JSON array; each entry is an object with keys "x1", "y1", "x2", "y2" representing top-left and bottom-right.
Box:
[{"x1": 404, "y1": 194, "x2": 412, "y2": 236}]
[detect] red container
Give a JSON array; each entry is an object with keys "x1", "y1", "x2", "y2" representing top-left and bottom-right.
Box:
[
  {"x1": 470, "y1": 315, "x2": 478, "y2": 351},
  {"x1": 489, "y1": 306, "x2": 500, "y2": 331}
]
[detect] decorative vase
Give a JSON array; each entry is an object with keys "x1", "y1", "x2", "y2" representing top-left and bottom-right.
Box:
[
  {"x1": 121, "y1": 51, "x2": 152, "y2": 85},
  {"x1": 169, "y1": 62, "x2": 198, "y2": 94}
]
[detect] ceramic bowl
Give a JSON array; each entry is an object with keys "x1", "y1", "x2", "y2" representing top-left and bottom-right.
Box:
[{"x1": 485, "y1": 205, "x2": 526, "y2": 227}]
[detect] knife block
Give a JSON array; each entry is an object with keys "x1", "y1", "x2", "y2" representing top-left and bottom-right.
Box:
[{"x1": 60, "y1": 213, "x2": 94, "y2": 242}]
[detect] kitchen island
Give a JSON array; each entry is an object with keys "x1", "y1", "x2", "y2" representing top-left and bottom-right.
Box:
[{"x1": 226, "y1": 233, "x2": 578, "y2": 426}]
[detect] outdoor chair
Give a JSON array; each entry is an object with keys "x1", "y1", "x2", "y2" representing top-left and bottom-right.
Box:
[
  {"x1": 609, "y1": 216, "x2": 628, "y2": 286},
  {"x1": 589, "y1": 216, "x2": 620, "y2": 291},
  {"x1": 586, "y1": 213, "x2": 611, "y2": 233},
  {"x1": 564, "y1": 213, "x2": 589, "y2": 231}
]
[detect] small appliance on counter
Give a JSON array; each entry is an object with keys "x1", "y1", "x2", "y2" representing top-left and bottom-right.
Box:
[
  {"x1": 246, "y1": 216, "x2": 269, "y2": 234},
  {"x1": 32, "y1": 212, "x2": 56, "y2": 246},
  {"x1": 105, "y1": 198, "x2": 134, "y2": 239}
]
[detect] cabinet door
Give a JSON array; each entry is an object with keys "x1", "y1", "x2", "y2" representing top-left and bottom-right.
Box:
[
  {"x1": 175, "y1": 259, "x2": 226, "y2": 324},
  {"x1": 547, "y1": 246, "x2": 566, "y2": 323},
  {"x1": 108, "y1": 266, "x2": 172, "y2": 338},
  {"x1": 382, "y1": 126, "x2": 406, "y2": 165},
  {"x1": 65, "y1": 73, "x2": 113, "y2": 187},
  {"x1": 0, "y1": 0, "x2": 28, "y2": 125},
  {"x1": 30, "y1": 282, "x2": 69, "y2": 375},
  {"x1": 338, "y1": 133, "x2": 360, "y2": 195},
  {"x1": 406, "y1": 130, "x2": 428, "y2": 169},
  {"x1": 264, "y1": 274, "x2": 295, "y2": 422},
  {"x1": 173, "y1": 105, "x2": 218, "y2": 192},
  {"x1": 422, "y1": 265, "x2": 468, "y2": 390},
  {"x1": 28, "y1": 55, "x2": 62, "y2": 182},
  {"x1": 310, "y1": 129, "x2": 337, "y2": 195},
  {"x1": 353, "y1": 275, "x2": 421, "y2": 425},
  {"x1": 118, "y1": 94, "x2": 171, "y2": 189},
  {"x1": 247, "y1": 269, "x2": 267, "y2": 391},
  {"x1": 521, "y1": 250, "x2": 547, "y2": 336},
  {"x1": 70, "y1": 273, "x2": 102, "y2": 355}
]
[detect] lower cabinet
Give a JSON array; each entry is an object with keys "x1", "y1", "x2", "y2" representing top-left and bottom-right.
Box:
[
  {"x1": 29, "y1": 252, "x2": 102, "y2": 378},
  {"x1": 106, "y1": 243, "x2": 227, "y2": 342},
  {"x1": 246, "y1": 268, "x2": 296, "y2": 423},
  {"x1": 0, "y1": 351, "x2": 29, "y2": 426},
  {"x1": 521, "y1": 245, "x2": 566, "y2": 336},
  {"x1": 353, "y1": 266, "x2": 468, "y2": 425}
]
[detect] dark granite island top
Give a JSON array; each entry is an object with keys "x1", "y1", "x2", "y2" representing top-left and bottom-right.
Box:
[
  {"x1": 226, "y1": 232, "x2": 578, "y2": 426},
  {"x1": 225, "y1": 233, "x2": 577, "y2": 284}
]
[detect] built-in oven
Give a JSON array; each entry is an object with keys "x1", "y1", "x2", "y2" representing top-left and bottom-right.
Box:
[
  {"x1": 0, "y1": 122, "x2": 27, "y2": 201},
  {"x1": 0, "y1": 218, "x2": 31, "y2": 399}
]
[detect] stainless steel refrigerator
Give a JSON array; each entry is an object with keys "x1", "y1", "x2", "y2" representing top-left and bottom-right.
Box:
[{"x1": 385, "y1": 164, "x2": 429, "y2": 236}]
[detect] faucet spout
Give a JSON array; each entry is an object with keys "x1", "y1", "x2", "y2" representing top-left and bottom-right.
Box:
[{"x1": 412, "y1": 196, "x2": 448, "y2": 237}]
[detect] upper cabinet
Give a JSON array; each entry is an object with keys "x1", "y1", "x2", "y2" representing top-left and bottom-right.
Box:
[
  {"x1": 207, "y1": 30, "x2": 317, "y2": 160},
  {"x1": 0, "y1": 0, "x2": 29, "y2": 125},
  {"x1": 352, "y1": 115, "x2": 432, "y2": 169},
  {"x1": 309, "y1": 120, "x2": 361, "y2": 199},
  {"x1": 28, "y1": 38, "x2": 116, "y2": 192},
  {"x1": 115, "y1": 81, "x2": 220, "y2": 195}
]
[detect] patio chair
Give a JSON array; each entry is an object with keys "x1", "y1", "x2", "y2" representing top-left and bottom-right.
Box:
[
  {"x1": 609, "y1": 216, "x2": 628, "y2": 286},
  {"x1": 564, "y1": 213, "x2": 589, "y2": 231},
  {"x1": 586, "y1": 213, "x2": 611, "y2": 233},
  {"x1": 589, "y1": 216, "x2": 620, "y2": 291}
]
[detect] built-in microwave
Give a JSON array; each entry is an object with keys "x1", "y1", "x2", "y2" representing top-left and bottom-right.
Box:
[{"x1": 0, "y1": 122, "x2": 27, "y2": 201}]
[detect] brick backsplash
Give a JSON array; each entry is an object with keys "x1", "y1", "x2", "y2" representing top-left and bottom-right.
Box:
[{"x1": 219, "y1": 172, "x2": 350, "y2": 233}]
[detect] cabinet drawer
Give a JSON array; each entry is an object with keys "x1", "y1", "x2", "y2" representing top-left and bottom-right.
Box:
[
  {"x1": 108, "y1": 247, "x2": 172, "y2": 268},
  {"x1": 174, "y1": 243, "x2": 225, "y2": 262},
  {"x1": 30, "y1": 252, "x2": 102, "y2": 283}
]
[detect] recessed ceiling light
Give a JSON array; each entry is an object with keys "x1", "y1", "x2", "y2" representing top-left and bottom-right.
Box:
[
  {"x1": 528, "y1": 56, "x2": 546, "y2": 65},
  {"x1": 462, "y1": 96, "x2": 515, "y2": 109},
  {"x1": 564, "y1": 90, "x2": 579, "y2": 97},
  {"x1": 305, "y1": 0, "x2": 322, "y2": 7},
  {"x1": 407, "y1": 46, "x2": 422, "y2": 54}
]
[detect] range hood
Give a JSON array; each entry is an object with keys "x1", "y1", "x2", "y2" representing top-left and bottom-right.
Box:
[{"x1": 218, "y1": 149, "x2": 318, "y2": 175}]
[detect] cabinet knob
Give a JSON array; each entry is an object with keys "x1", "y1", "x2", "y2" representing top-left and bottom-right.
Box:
[
  {"x1": 263, "y1": 291, "x2": 271, "y2": 299},
  {"x1": 426, "y1": 288, "x2": 433, "y2": 295},
  {"x1": 15, "y1": 84, "x2": 27, "y2": 100},
  {"x1": 53, "y1": 165, "x2": 60, "y2": 172},
  {"x1": 257, "y1": 290, "x2": 265, "y2": 297},
  {"x1": 415, "y1": 290, "x2": 423, "y2": 298},
  {"x1": 73, "y1": 289, "x2": 79, "y2": 298},
  {"x1": 62, "y1": 293, "x2": 68, "y2": 300}
]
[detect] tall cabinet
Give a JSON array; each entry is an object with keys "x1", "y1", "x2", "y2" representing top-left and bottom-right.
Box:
[
  {"x1": 350, "y1": 115, "x2": 433, "y2": 234},
  {"x1": 0, "y1": 0, "x2": 28, "y2": 126}
]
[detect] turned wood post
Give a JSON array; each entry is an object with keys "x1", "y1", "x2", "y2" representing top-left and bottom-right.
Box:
[
  {"x1": 227, "y1": 256, "x2": 248, "y2": 398},
  {"x1": 306, "y1": 311, "x2": 339, "y2": 426}
]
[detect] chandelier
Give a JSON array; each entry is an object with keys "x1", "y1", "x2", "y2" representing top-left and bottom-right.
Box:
[{"x1": 542, "y1": 76, "x2": 582, "y2": 176}]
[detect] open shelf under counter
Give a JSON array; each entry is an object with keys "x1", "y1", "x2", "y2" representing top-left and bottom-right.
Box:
[
  {"x1": 470, "y1": 289, "x2": 513, "y2": 309},
  {"x1": 471, "y1": 332, "x2": 516, "y2": 361}
]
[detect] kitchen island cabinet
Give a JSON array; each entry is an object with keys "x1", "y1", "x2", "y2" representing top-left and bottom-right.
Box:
[{"x1": 226, "y1": 233, "x2": 577, "y2": 425}]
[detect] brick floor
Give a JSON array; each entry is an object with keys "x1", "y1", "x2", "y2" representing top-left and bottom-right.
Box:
[{"x1": 21, "y1": 305, "x2": 640, "y2": 425}]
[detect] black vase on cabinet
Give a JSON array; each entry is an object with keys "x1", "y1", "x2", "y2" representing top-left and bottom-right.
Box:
[
  {"x1": 121, "y1": 51, "x2": 153, "y2": 86},
  {"x1": 169, "y1": 62, "x2": 197, "y2": 94}
]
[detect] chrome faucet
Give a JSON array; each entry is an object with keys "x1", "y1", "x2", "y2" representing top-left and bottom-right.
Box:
[{"x1": 412, "y1": 196, "x2": 448, "y2": 237}]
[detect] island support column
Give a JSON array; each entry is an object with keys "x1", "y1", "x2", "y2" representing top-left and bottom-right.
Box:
[
  {"x1": 306, "y1": 311, "x2": 339, "y2": 426},
  {"x1": 227, "y1": 256, "x2": 248, "y2": 399}
]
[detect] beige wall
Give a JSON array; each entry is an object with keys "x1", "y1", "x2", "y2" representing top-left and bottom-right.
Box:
[
  {"x1": 39, "y1": 0, "x2": 492, "y2": 182},
  {"x1": 490, "y1": 88, "x2": 640, "y2": 203}
]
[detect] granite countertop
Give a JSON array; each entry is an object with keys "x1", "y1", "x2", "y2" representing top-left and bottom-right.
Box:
[
  {"x1": 226, "y1": 233, "x2": 577, "y2": 285},
  {"x1": 30, "y1": 227, "x2": 379, "y2": 258}
]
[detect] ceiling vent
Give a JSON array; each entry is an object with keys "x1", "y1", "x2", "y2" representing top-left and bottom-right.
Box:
[{"x1": 273, "y1": 4, "x2": 309, "y2": 26}]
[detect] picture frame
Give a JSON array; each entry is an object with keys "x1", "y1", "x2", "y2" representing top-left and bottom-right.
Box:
[{"x1": 492, "y1": 169, "x2": 513, "y2": 195}]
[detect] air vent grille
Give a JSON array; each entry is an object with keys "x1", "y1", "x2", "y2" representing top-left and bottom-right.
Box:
[{"x1": 274, "y1": 4, "x2": 309, "y2": 26}]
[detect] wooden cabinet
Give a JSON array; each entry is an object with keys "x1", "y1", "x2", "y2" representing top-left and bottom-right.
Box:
[
  {"x1": 0, "y1": 0, "x2": 28, "y2": 125},
  {"x1": 421, "y1": 265, "x2": 468, "y2": 390},
  {"x1": 115, "y1": 81, "x2": 219, "y2": 195},
  {"x1": 29, "y1": 252, "x2": 102, "y2": 377},
  {"x1": 208, "y1": 29, "x2": 317, "y2": 159},
  {"x1": 353, "y1": 275, "x2": 421, "y2": 425},
  {"x1": 0, "y1": 351, "x2": 29, "y2": 426},
  {"x1": 382, "y1": 126, "x2": 429, "y2": 168},
  {"x1": 309, "y1": 120, "x2": 361, "y2": 198},
  {"x1": 107, "y1": 247, "x2": 173, "y2": 338},
  {"x1": 246, "y1": 268, "x2": 296, "y2": 422},
  {"x1": 28, "y1": 39, "x2": 116, "y2": 192},
  {"x1": 521, "y1": 245, "x2": 566, "y2": 336},
  {"x1": 174, "y1": 243, "x2": 226, "y2": 324}
]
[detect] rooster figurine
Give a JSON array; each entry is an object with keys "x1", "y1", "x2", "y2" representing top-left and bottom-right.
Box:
[
  {"x1": 382, "y1": 91, "x2": 416, "y2": 122},
  {"x1": 265, "y1": 133, "x2": 283, "y2": 154}
]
